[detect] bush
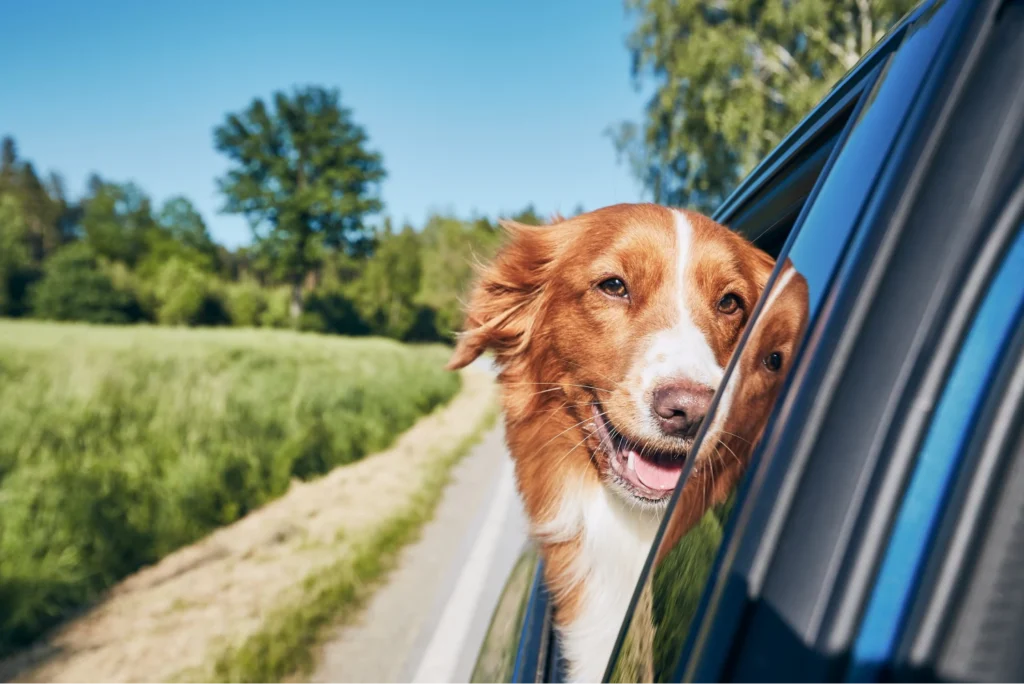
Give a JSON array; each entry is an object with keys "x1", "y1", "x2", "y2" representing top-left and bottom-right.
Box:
[
  {"x1": 260, "y1": 286, "x2": 293, "y2": 328},
  {"x1": 152, "y1": 258, "x2": 228, "y2": 326},
  {"x1": 30, "y1": 244, "x2": 140, "y2": 324},
  {"x1": 224, "y1": 279, "x2": 267, "y2": 327},
  {"x1": 0, "y1": 321, "x2": 462, "y2": 655},
  {"x1": 301, "y1": 289, "x2": 369, "y2": 336},
  {"x1": 101, "y1": 260, "x2": 152, "y2": 322},
  {"x1": 404, "y1": 306, "x2": 444, "y2": 343}
]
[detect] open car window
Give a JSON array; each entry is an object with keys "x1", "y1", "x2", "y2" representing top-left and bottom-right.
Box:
[{"x1": 603, "y1": 1, "x2": 970, "y2": 679}]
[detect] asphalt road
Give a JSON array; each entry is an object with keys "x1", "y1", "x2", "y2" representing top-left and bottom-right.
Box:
[{"x1": 313, "y1": 358, "x2": 529, "y2": 683}]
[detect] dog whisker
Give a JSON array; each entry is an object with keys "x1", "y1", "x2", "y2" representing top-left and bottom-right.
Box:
[
  {"x1": 717, "y1": 429, "x2": 753, "y2": 447},
  {"x1": 716, "y1": 440, "x2": 744, "y2": 468},
  {"x1": 565, "y1": 359, "x2": 632, "y2": 393},
  {"x1": 534, "y1": 405, "x2": 608, "y2": 454},
  {"x1": 503, "y1": 381, "x2": 615, "y2": 394}
]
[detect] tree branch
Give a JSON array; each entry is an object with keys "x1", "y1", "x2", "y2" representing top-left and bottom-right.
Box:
[
  {"x1": 806, "y1": 27, "x2": 860, "y2": 70},
  {"x1": 750, "y1": 40, "x2": 811, "y2": 84},
  {"x1": 855, "y1": 0, "x2": 875, "y2": 54}
]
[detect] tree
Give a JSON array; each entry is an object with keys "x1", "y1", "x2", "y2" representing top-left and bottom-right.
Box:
[
  {"x1": 0, "y1": 139, "x2": 69, "y2": 263},
  {"x1": 214, "y1": 86, "x2": 386, "y2": 320},
  {"x1": 417, "y1": 214, "x2": 503, "y2": 339},
  {"x1": 150, "y1": 257, "x2": 227, "y2": 327},
  {"x1": 158, "y1": 196, "x2": 217, "y2": 264},
  {"x1": 1, "y1": 137, "x2": 17, "y2": 183},
  {"x1": 613, "y1": 0, "x2": 914, "y2": 213},
  {"x1": 0, "y1": 194, "x2": 34, "y2": 316},
  {"x1": 131, "y1": 196, "x2": 219, "y2": 278},
  {"x1": 353, "y1": 219, "x2": 423, "y2": 339},
  {"x1": 46, "y1": 172, "x2": 79, "y2": 246},
  {"x1": 80, "y1": 181, "x2": 157, "y2": 267},
  {"x1": 17, "y1": 163, "x2": 64, "y2": 260}
]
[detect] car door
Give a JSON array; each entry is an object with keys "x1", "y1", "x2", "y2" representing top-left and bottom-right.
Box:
[
  {"x1": 606, "y1": 0, "x2": 1024, "y2": 680},
  {"x1": 888, "y1": 216, "x2": 1024, "y2": 682}
]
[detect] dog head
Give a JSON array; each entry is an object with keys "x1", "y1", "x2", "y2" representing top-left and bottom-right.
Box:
[{"x1": 448, "y1": 203, "x2": 775, "y2": 508}]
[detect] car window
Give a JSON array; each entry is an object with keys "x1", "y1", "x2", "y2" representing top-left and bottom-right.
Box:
[
  {"x1": 605, "y1": 3, "x2": 964, "y2": 679},
  {"x1": 605, "y1": 255, "x2": 811, "y2": 684}
]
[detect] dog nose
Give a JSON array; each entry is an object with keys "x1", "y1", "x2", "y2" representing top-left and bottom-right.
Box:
[{"x1": 651, "y1": 381, "x2": 713, "y2": 438}]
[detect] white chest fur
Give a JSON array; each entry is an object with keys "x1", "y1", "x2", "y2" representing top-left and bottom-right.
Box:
[{"x1": 533, "y1": 482, "x2": 662, "y2": 683}]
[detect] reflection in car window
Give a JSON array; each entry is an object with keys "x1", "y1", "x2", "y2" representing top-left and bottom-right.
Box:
[
  {"x1": 608, "y1": 260, "x2": 809, "y2": 683},
  {"x1": 470, "y1": 548, "x2": 538, "y2": 683}
]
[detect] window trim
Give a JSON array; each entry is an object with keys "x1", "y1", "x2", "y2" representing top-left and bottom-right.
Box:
[{"x1": 849, "y1": 198, "x2": 1024, "y2": 681}]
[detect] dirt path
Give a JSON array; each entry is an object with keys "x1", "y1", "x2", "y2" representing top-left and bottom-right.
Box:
[{"x1": 0, "y1": 370, "x2": 497, "y2": 684}]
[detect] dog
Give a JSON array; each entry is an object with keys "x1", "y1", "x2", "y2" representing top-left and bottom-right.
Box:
[{"x1": 448, "y1": 203, "x2": 775, "y2": 682}]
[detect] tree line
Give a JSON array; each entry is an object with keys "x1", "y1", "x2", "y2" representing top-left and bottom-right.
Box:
[
  {"x1": 0, "y1": 90, "x2": 547, "y2": 342},
  {"x1": 3, "y1": 0, "x2": 909, "y2": 336}
]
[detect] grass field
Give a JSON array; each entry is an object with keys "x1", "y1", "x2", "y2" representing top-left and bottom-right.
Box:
[{"x1": 0, "y1": 320, "x2": 461, "y2": 656}]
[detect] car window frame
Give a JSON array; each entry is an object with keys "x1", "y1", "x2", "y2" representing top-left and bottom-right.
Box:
[{"x1": 895, "y1": 243, "x2": 1024, "y2": 681}]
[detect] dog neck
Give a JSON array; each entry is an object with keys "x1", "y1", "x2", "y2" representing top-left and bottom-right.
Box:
[{"x1": 499, "y1": 367, "x2": 663, "y2": 682}]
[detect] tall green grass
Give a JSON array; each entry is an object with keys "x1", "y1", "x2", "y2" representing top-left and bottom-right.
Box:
[{"x1": 0, "y1": 320, "x2": 460, "y2": 656}]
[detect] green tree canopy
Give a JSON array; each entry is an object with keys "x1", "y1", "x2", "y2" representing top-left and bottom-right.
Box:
[
  {"x1": 30, "y1": 243, "x2": 138, "y2": 324},
  {"x1": 353, "y1": 219, "x2": 423, "y2": 340},
  {"x1": 158, "y1": 196, "x2": 217, "y2": 262},
  {"x1": 0, "y1": 194, "x2": 33, "y2": 316},
  {"x1": 80, "y1": 180, "x2": 157, "y2": 267},
  {"x1": 0, "y1": 137, "x2": 71, "y2": 263},
  {"x1": 214, "y1": 86, "x2": 386, "y2": 319},
  {"x1": 131, "y1": 196, "x2": 219, "y2": 277},
  {"x1": 417, "y1": 215, "x2": 502, "y2": 339},
  {"x1": 614, "y1": 0, "x2": 914, "y2": 213}
]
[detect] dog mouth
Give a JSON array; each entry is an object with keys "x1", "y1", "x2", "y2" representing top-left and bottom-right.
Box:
[{"x1": 591, "y1": 404, "x2": 688, "y2": 502}]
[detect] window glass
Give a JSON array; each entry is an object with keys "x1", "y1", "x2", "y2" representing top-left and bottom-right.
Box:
[{"x1": 607, "y1": 258, "x2": 809, "y2": 683}]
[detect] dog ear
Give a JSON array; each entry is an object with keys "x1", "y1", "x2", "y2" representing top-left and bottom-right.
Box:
[
  {"x1": 754, "y1": 248, "x2": 777, "y2": 288},
  {"x1": 447, "y1": 219, "x2": 557, "y2": 370}
]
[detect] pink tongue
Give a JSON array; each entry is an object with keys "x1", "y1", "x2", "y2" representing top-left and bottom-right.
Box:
[{"x1": 631, "y1": 450, "x2": 683, "y2": 491}]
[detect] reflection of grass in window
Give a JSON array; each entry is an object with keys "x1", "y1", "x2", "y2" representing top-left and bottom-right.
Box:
[
  {"x1": 651, "y1": 510, "x2": 723, "y2": 681},
  {"x1": 470, "y1": 547, "x2": 538, "y2": 683}
]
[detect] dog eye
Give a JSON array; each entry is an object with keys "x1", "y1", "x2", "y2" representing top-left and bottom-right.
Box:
[
  {"x1": 763, "y1": 352, "x2": 783, "y2": 372},
  {"x1": 717, "y1": 293, "x2": 742, "y2": 314},
  {"x1": 598, "y1": 277, "x2": 629, "y2": 299}
]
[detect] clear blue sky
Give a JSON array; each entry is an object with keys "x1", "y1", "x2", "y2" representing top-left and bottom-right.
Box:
[{"x1": 1, "y1": 1, "x2": 650, "y2": 248}]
